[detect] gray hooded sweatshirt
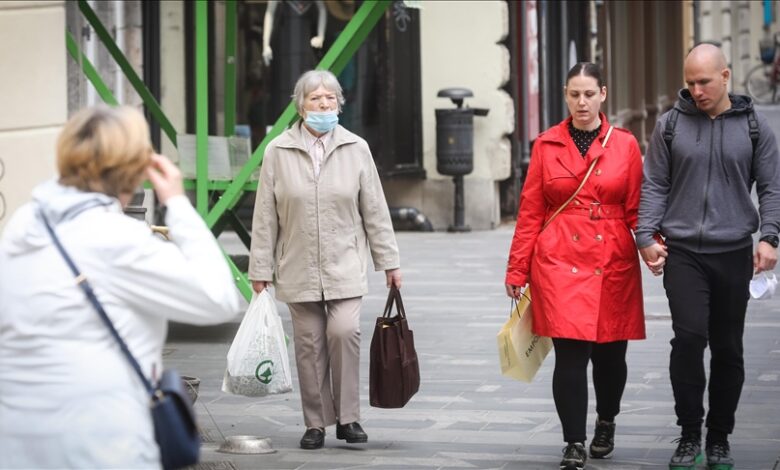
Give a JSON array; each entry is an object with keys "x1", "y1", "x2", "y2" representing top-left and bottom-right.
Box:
[{"x1": 636, "y1": 90, "x2": 780, "y2": 253}]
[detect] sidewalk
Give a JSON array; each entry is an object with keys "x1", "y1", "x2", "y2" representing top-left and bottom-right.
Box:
[{"x1": 166, "y1": 227, "x2": 780, "y2": 470}]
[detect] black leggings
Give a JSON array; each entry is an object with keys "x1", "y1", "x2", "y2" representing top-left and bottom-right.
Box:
[{"x1": 552, "y1": 338, "x2": 628, "y2": 444}]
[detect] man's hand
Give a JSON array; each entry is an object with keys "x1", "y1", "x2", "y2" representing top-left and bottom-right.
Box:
[
  {"x1": 639, "y1": 242, "x2": 668, "y2": 276},
  {"x1": 754, "y1": 241, "x2": 778, "y2": 274}
]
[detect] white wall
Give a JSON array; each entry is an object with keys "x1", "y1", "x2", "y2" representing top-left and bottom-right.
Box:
[
  {"x1": 384, "y1": 0, "x2": 513, "y2": 231},
  {"x1": 420, "y1": 0, "x2": 513, "y2": 182},
  {"x1": 0, "y1": 1, "x2": 67, "y2": 234}
]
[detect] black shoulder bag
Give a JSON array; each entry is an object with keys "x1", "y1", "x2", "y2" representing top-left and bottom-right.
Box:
[{"x1": 39, "y1": 211, "x2": 200, "y2": 470}]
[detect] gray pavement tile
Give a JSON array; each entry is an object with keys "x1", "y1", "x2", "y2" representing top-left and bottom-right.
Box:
[{"x1": 170, "y1": 228, "x2": 780, "y2": 470}]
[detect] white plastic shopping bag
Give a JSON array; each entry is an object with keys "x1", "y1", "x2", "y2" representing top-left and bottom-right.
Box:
[{"x1": 222, "y1": 290, "x2": 293, "y2": 396}]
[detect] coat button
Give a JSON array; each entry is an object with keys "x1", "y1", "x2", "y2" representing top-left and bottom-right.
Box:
[
  {"x1": 571, "y1": 267, "x2": 578, "y2": 273},
  {"x1": 594, "y1": 268, "x2": 603, "y2": 275},
  {"x1": 573, "y1": 234, "x2": 579, "y2": 241},
  {"x1": 595, "y1": 169, "x2": 602, "y2": 176},
  {"x1": 573, "y1": 200, "x2": 581, "y2": 205},
  {"x1": 595, "y1": 234, "x2": 603, "y2": 241}
]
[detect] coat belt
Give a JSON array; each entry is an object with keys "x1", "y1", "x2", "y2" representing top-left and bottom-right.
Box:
[{"x1": 557, "y1": 202, "x2": 625, "y2": 220}]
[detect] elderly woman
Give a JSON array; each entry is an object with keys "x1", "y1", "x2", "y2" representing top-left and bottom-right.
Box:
[
  {"x1": 0, "y1": 105, "x2": 240, "y2": 468},
  {"x1": 249, "y1": 69, "x2": 401, "y2": 450}
]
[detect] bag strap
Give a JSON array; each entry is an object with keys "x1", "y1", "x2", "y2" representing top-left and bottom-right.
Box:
[
  {"x1": 541, "y1": 125, "x2": 612, "y2": 231},
  {"x1": 38, "y1": 210, "x2": 155, "y2": 396},
  {"x1": 382, "y1": 285, "x2": 406, "y2": 319}
]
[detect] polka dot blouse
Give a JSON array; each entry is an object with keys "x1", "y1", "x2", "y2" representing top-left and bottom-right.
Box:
[{"x1": 568, "y1": 121, "x2": 601, "y2": 157}]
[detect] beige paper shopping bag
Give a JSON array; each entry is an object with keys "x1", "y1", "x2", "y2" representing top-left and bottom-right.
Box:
[{"x1": 497, "y1": 288, "x2": 553, "y2": 382}]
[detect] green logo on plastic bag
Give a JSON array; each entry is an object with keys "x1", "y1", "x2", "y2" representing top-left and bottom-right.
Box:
[{"x1": 255, "y1": 360, "x2": 274, "y2": 384}]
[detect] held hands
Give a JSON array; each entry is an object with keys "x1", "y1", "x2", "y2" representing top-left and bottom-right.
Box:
[
  {"x1": 639, "y1": 242, "x2": 668, "y2": 276},
  {"x1": 755, "y1": 241, "x2": 778, "y2": 274},
  {"x1": 386, "y1": 268, "x2": 402, "y2": 289},
  {"x1": 146, "y1": 154, "x2": 184, "y2": 206}
]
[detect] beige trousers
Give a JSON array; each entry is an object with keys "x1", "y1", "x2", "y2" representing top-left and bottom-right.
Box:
[{"x1": 287, "y1": 296, "x2": 362, "y2": 429}]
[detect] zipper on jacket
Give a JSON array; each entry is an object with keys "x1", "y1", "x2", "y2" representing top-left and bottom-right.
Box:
[{"x1": 697, "y1": 119, "x2": 715, "y2": 250}]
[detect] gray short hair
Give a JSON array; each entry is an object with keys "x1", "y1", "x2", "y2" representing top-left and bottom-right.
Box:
[{"x1": 292, "y1": 70, "x2": 345, "y2": 115}]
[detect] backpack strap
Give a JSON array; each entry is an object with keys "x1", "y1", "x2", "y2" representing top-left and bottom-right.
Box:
[
  {"x1": 663, "y1": 108, "x2": 679, "y2": 155},
  {"x1": 747, "y1": 109, "x2": 760, "y2": 184},
  {"x1": 747, "y1": 109, "x2": 759, "y2": 154}
]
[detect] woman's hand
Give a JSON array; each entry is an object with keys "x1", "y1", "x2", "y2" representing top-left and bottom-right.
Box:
[
  {"x1": 146, "y1": 154, "x2": 184, "y2": 205},
  {"x1": 385, "y1": 268, "x2": 402, "y2": 289},
  {"x1": 252, "y1": 280, "x2": 271, "y2": 294},
  {"x1": 505, "y1": 284, "x2": 525, "y2": 300}
]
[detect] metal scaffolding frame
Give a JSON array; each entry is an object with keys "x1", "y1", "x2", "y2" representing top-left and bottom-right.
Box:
[{"x1": 67, "y1": 0, "x2": 392, "y2": 300}]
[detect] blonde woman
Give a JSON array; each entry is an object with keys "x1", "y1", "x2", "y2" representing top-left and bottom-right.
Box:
[{"x1": 0, "y1": 105, "x2": 240, "y2": 468}]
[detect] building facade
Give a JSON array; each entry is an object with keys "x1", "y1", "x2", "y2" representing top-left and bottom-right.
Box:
[{"x1": 1, "y1": 0, "x2": 777, "y2": 235}]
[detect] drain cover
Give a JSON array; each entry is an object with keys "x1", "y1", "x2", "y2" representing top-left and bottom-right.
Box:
[{"x1": 217, "y1": 435, "x2": 275, "y2": 454}]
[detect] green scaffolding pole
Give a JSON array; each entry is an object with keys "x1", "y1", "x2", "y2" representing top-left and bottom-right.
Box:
[
  {"x1": 195, "y1": 0, "x2": 209, "y2": 215},
  {"x1": 78, "y1": 0, "x2": 177, "y2": 147},
  {"x1": 204, "y1": 0, "x2": 392, "y2": 229},
  {"x1": 65, "y1": 31, "x2": 118, "y2": 106}
]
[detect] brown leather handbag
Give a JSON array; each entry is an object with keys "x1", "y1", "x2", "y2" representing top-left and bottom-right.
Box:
[{"x1": 369, "y1": 286, "x2": 420, "y2": 408}]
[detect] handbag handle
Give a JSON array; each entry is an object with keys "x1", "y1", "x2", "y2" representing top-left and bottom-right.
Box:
[
  {"x1": 378, "y1": 285, "x2": 411, "y2": 365},
  {"x1": 39, "y1": 210, "x2": 156, "y2": 396},
  {"x1": 541, "y1": 125, "x2": 614, "y2": 232},
  {"x1": 382, "y1": 285, "x2": 406, "y2": 319}
]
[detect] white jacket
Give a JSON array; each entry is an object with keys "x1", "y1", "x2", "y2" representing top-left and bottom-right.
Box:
[{"x1": 0, "y1": 180, "x2": 240, "y2": 469}]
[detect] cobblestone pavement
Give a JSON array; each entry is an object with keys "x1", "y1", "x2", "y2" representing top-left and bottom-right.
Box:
[{"x1": 166, "y1": 227, "x2": 780, "y2": 470}]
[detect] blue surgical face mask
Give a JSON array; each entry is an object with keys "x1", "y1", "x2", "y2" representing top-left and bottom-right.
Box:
[{"x1": 304, "y1": 110, "x2": 339, "y2": 134}]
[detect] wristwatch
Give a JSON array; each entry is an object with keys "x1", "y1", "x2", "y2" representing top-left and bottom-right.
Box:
[{"x1": 760, "y1": 234, "x2": 779, "y2": 248}]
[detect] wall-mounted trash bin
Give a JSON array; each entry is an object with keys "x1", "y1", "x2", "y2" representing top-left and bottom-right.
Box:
[{"x1": 435, "y1": 88, "x2": 488, "y2": 232}]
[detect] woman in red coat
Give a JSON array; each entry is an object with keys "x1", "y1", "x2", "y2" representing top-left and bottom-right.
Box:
[{"x1": 505, "y1": 62, "x2": 645, "y2": 470}]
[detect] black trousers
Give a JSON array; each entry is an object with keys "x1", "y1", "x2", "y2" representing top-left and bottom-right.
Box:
[
  {"x1": 552, "y1": 338, "x2": 628, "y2": 443},
  {"x1": 663, "y1": 245, "x2": 752, "y2": 436}
]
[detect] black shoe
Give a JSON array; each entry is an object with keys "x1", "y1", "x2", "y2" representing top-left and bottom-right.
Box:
[
  {"x1": 336, "y1": 421, "x2": 368, "y2": 443},
  {"x1": 560, "y1": 442, "x2": 587, "y2": 470},
  {"x1": 589, "y1": 418, "x2": 615, "y2": 459},
  {"x1": 705, "y1": 440, "x2": 734, "y2": 469},
  {"x1": 300, "y1": 427, "x2": 324, "y2": 450},
  {"x1": 669, "y1": 433, "x2": 703, "y2": 469}
]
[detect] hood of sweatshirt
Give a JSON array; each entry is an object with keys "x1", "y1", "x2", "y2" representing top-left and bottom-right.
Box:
[
  {"x1": 0, "y1": 179, "x2": 118, "y2": 256},
  {"x1": 674, "y1": 89, "x2": 755, "y2": 186},
  {"x1": 675, "y1": 89, "x2": 754, "y2": 116}
]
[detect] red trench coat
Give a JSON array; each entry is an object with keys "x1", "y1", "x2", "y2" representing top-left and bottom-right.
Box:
[{"x1": 506, "y1": 115, "x2": 645, "y2": 343}]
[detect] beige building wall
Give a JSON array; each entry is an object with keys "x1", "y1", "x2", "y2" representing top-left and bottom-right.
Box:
[
  {"x1": 698, "y1": 0, "x2": 780, "y2": 94},
  {"x1": 0, "y1": 1, "x2": 67, "y2": 234},
  {"x1": 384, "y1": 0, "x2": 513, "y2": 230}
]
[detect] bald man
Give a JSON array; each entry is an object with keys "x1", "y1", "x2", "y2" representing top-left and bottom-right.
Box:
[{"x1": 637, "y1": 44, "x2": 780, "y2": 469}]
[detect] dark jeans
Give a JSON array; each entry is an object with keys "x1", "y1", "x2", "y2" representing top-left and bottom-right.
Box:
[
  {"x1": 663, "y1": 245, "x2": 752, "y2": 436},
  {"x1": 552, "y1": 338, "x2": 628, "y2": 443}
]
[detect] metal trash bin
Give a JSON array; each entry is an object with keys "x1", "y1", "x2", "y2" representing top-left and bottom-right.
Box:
[{"x1": 435, "y1": 88, "x2": 488, "y2": 232}]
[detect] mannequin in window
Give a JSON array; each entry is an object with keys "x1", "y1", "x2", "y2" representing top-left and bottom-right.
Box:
[{"x1": 263, "y1": 1, "x2": 327, "y2": 119}]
